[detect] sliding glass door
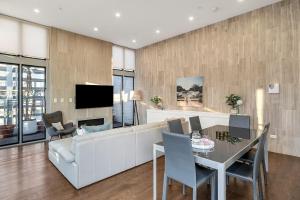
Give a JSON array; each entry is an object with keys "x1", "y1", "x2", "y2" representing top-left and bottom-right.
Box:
[
  {"x1": 0, "y1": 63, "x2": 19, "y2": 146},
  {"x1": 112, "y1": 75, "x2": 134, "y2": 128},
  {"x1": 123, "y1": 76, "x2": 134, "y2": 126},
  {"x1": 0, "y1": 62, "x2": 46, "y2": 147},
  {"x1": 113, "y1": 75, "x2": 123, "y2": 128},
  {"x1": 22, "y1": 66, "x2": 46, "y2": 142}
]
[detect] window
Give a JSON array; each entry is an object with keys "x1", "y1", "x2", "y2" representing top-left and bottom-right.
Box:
[
  {"x1": 113, "y1": 75, "x2": 123, "y2": 128},
  {"x1": 112, "y1": 45, "x2": 135, "y2": 128},
  {"x1": 0, "y1": 63, "x2": 19, "y2": 146},
  {"x1": 0, "y1": 16, "x2": 48, "y2": 147},
  {"x1": 22, "y1": 66, "x2": 46, "y2": 142}
]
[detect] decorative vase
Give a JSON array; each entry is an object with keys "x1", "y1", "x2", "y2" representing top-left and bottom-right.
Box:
[
  {"x1": 156, "y1": 102, "x2": 163, "y2": 110},
  {"x1": 230, "y1": 107, "x2": 239, "y2": 114}
]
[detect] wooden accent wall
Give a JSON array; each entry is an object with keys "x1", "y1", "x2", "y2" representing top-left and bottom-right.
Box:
[
  {"x1": 136, "y1": 0, "x2": 300, "y2": 157},
  {"x1": 49, "y1": 28, "x2": 112, "y2": 125}
]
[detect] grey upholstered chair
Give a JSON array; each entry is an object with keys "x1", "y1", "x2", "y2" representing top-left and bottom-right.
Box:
[
  {"x1": 240, "y1": 123, "x2": 270, "y2": 184},
  {"x1": 189, "y1": 116, "x2": 202, "y2": 132},
  {"x1": 167, "y1": 119, "x2": 184, "y2": 134},
  {"x1": 229, "y1": 114, "x2": 250, "y2": 129},
  {"x1": 162, "y1": 132, "x2": 216, "y2": 200},
  {"x1": 226, "y1": 124, "x2": 268, "y2": 200},
  {"x1": 42, "y1": 111, "x2": 76, "y2": 140}
]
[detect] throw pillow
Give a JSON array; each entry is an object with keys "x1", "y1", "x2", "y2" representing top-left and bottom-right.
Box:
[
  {"x1": 52, "y1": 122, "x2": 64, "y2": 131},
  {"x1": 81, "y1": 123, "x2": 111, "y2": 133}
]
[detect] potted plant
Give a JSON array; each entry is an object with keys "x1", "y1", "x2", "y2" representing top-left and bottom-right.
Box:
[
  {"x1": 226, "y1": 94, "x2": 243, "y2": 114},
  {"x1": 150, "y1": 96, "x2": 163, "y2": 109},
  {"x1": 23, "y1": 67, "x2": 38, "y2": 135}
]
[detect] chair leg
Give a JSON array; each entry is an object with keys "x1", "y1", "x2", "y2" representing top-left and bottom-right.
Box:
[
  {"x1": 162, "y1": 173, "x2": 168, "y2": 200},
  {"x1": 259, "y1": 167, "x2": 265, "y2": 200},
  {"x1": 168, "y1": 179, "x2": 172, "y2": 185},
  {"x1": 253, "y1": 179, "x2": 260, "y2": 200},
  {"x1": 258, "y1": 175, "x2": 263, "y2": 200},
  {"x1": 211, "y1": 175, "x2": 217, "y2": 200},
  {"x1": 262, "y1": 159, "x2": 268, "y2": 185},
  {"x1": 192, "y1": 187, "x2": 197, "y2": 200}
]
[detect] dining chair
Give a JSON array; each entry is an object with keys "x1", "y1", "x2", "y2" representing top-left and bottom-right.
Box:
[
  {"x1": 240, "y1": 123, "x2": 270, "y2": 184},
  {"x1": 162, "y1": 131, "x2": 216, "y2": 200},
  {"x1": 167, "y1": 119, "x2": 184, "y2": 134},
  {"x1": 229, "y1": 114, "x2": 250, "y2": 129},
  {"x1": 189, "y1": 116, "x2": 202, "y2": 132},
  {"x1": 226, "y1": 125, "x2": 268, "y2": 200}
]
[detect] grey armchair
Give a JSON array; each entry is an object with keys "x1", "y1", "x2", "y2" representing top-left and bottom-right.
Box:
[{"x1": 42, "y1": 111, "x2": 76, "y2": 140}]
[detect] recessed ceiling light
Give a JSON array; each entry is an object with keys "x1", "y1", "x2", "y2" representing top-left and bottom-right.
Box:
[
  {"x1": 93, "y1": 27, "x2": 99, "y2": 32},
  {"x1": 132, "y1": 39, "x2": 136, "y2": 43},
  {"x1": 188, "y1": 16, "x2": 194, "y2": 21},
  {"x1": 115, "y1": 12, "x2": 121, "y2": 18},
  {"x1": 33, "y1": 8, "x2": 40, "y2": 13},
  {"x1": 211, "y1": 7, "x2": 219, "y2": 12},
  {"x1": 155, "y1": 29, "x2": 160, "y2": 34},
  {"x1": 237, "y1": 0, "x2": 245, "y2": 2}
]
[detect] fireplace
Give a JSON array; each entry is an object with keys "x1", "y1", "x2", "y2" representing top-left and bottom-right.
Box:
[{"x1": 78, "y1": 118, "x2": 104, "y2": 127}]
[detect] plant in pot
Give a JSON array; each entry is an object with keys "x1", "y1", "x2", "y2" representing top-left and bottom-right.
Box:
[
  {"x1": 150, "y1": 96, "x2": 163, "y2": 110},
  {"x1": 226, "y1": 94, "x2": 243, "y2": 114},
  {"x1": 23, "y1": 67, "x2": 38, "y2": 135}
]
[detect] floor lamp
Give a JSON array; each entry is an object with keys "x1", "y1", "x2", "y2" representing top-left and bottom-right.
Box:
[{"x1": 132, "y1": 90, "x2": 142, "y2": 125}]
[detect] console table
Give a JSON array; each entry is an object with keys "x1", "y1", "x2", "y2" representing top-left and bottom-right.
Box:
[{"x1": 147, "y1": 109, "x2": 230, "y2": 130}]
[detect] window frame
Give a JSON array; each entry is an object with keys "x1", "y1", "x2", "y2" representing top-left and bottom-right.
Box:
[
  {"x1": 0, "y1": 53, "x2": 48, "y2": 147},
  {"x1": 112, "y1": 45, "x2": 135, "y2": 128},
  {"x1": 21, "y1": 64, "x2": 47, "y2": 143},
  {"x1": 0, "y1": 62, "x2": 20, "y2": 147}
]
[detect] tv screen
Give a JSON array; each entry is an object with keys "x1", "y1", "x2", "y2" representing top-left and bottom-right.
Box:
[{"x1": 75, "y1": 84, "x2": 113, "y2": 109}]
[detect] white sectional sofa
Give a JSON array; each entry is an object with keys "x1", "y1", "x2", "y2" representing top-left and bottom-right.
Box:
[{"x1": 48, "y1": 120, "x2": 189, "y2": 189}]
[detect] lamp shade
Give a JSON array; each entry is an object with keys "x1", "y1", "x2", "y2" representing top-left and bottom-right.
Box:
[{"x1": 132, "y1": 90, "x2": 142, "y2": 101}]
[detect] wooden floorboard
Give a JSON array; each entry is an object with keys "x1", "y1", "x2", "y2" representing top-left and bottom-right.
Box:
[{"x1": 0, "y1": 142, "x2": 299, "y2": 200}]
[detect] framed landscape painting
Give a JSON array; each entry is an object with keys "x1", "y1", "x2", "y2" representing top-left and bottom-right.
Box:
[{"x1": 176, "y1": 76, "x2": 203, "y2": 107}]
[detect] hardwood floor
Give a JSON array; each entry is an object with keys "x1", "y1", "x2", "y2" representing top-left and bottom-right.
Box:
[{"x1": 0, "y1": 142, "x2": 299, "y2": 200}]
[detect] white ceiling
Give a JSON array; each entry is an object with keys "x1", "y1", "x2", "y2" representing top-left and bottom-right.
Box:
[{"x1": 0, "y1": 0, "x2": 281, "y2": 49}]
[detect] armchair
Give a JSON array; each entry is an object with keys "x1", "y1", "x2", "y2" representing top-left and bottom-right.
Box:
[{"x1": 42, "y1": 111, "x2": 76, "y2": 140}]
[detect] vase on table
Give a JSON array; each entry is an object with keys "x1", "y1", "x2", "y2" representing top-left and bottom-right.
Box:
[{"x1": 230, "y1": 107, "x2": 239, "y2": 114}]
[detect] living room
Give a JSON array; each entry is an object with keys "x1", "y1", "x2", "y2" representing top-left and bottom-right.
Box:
[{"x1": 0, "y1": 0, "x2": 299, "y2": 200}]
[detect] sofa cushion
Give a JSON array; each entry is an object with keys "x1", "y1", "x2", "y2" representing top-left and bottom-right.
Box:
[
  {"x1": 81, "y1": 123, "x2": 111, "y2": 133},
  {"x1": 49, "y1": 138, "x2": 75, "y2": 163},
  {"x1": 131, "y1": 122, "x2": 163, "y2": 131},
  {"x1": 72, "y1": 126, "x2": 133, "y2": 143}
]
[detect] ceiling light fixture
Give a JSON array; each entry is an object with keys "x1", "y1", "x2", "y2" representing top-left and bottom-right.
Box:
[
  {"x1": 132, "y1": 39, "x2": 136, "y2": 43},
  {"x1": 115, "y1": 12, "x2": 121, "y2": 18},
  {"x1": 155, "y1": 29, "x2": 160, "y2": 34},
  {"x1": 237, "y1": 0, "x2": 245, "y2": 2},
  {"x1": 33, "y1": 8, "x2": 40, "y2": 13},
  {"x1": 188, "y1": 16, "x2": 194, "y2": 21},
  {"x1": 211, "y1": 7, "x2": 219, "y2": 12},
  {"x1": 93, "y1": 27, "x2": 99, "y2": 32}
]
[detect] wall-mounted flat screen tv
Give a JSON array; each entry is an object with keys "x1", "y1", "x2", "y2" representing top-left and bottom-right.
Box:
[{"x1": 75, "y1": 84, "x2": 113, "y2": 109}]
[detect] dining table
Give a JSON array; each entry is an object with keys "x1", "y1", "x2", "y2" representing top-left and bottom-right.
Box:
[{"x1": 152, "y1": 125, "x2": 265, "y2": 200}]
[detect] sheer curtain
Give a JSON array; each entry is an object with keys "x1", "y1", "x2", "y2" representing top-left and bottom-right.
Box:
[{"x1": 0, "y1": 16, "x2": 49, "y2": 59}]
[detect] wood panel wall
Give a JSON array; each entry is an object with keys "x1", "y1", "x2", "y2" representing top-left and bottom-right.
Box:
[
  {"x1": 49, "y1": 28, "x2": 112, "y2": 125},
  {"x1": 136, "y1": 0, "x2": 300, "y2": 157}
]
